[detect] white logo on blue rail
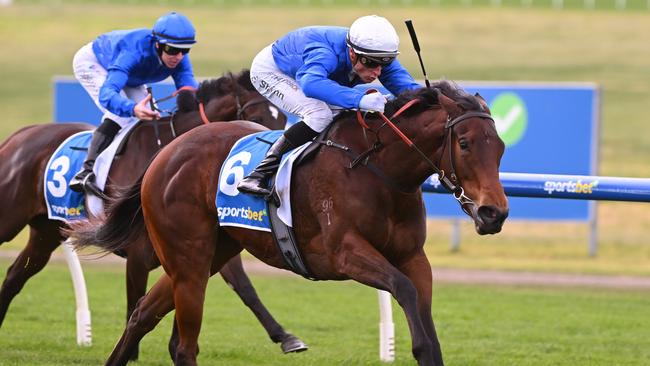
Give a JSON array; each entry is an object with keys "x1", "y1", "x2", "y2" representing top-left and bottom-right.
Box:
[{"x1": 543, "y1": 180, "x2": 599, "y2": 195}]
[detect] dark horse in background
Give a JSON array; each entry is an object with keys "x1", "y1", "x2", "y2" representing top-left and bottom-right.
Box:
[
  {"x1": 72, "y1": 81, "x2": 509, "y2": 366},
  {"x1": 0, "y1": 70, "x2": 306, "y2": 360}
]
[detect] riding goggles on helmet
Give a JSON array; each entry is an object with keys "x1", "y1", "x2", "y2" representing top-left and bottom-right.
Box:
[
  {"x1": 358, "y1": 54, "x2": 395, "y2": 68},
  {"x1": 161, "y1": 44, "x2": 190, "y2": 55},
  {"x1": 346, "y1": 33, "x2": 398, "y2": 68}
]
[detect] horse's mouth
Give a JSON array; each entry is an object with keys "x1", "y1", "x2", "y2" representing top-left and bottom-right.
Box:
[{"x1": 475, "y1": 223, "x2": 503, "y2": 235}]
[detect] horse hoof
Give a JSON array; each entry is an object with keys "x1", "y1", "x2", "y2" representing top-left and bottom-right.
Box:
[{"x1": 281, "y1": 335, "x2": 309, "y2": 353}]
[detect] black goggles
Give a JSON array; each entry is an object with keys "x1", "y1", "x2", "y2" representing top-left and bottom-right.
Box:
[
  {"x1": 358, "y1": 54, "x2": 395, "y2": 69},
  {"x1": 162, "y1": 44, "x2": 190, "y2": 56}
]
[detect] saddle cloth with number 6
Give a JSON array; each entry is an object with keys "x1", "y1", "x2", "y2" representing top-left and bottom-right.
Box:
[{"x1": 216, "y1": 130, "x2": 310, "y2": 231}]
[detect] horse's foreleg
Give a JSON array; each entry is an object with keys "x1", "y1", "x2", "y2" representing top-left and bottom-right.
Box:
[
  {"x1": 0, "y1": 222, "x2": 62, "y2": 326},
  {"x1": 334, "y1": 234, "x2": 437, "y2": 366},
  {"x1": 105, "y1": 273, "x2": 176, "y2": 366},
  {"x1": 397, "y1": 249, "x2": 443, "y2": 366},
  {"x1": 219, "y1": 254, "x2": 308, "y2": 353}
]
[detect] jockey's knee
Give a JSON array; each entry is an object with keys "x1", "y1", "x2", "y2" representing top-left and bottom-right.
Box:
[
  {"x1": 105, "y1": 113, "x2": 137, "y2": 129},
  {"x1": 303, "y1": 108, "x2": 333, "y2": 133}
]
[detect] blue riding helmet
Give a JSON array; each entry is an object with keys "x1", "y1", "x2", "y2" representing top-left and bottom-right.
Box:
[{"x1": 152, "y1": 12, "x2": 196, "y2": 47}]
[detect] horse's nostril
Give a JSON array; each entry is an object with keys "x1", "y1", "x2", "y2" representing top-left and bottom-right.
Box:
[
  {"x1": 477, "y1": 205, "x2": 498, "y2": 220},
  {"x1": 477, "y1": 205, "x2": 508, "y2": 226}
]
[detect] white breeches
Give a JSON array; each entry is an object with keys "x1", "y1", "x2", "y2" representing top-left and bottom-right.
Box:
[
  {"x1": 72, "y1": 43, "x2": 147, "y2": 129},
  {"x1": 249, "y1": 44, "x2": 340, "y2": 133}
]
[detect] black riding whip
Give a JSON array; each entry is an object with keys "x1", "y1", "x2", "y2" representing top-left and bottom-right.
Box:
[
  {"x1": 146, "y1": 87, "x2": 162, "y2": 149},
  {"x1": 404, "y1": 20, "x2": 431, "y2": 89}
]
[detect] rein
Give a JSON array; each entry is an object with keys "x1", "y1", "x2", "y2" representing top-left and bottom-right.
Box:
[{"x1": 354, "y1": 94, "x2": 494, "y2": 211}]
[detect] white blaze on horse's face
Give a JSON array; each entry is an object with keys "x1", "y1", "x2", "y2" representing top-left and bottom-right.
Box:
[{"x1": 268, "y1": 105, "x2": 279, "y2": 120}]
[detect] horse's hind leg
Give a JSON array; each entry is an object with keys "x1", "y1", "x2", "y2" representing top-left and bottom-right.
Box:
[
  {"x1": 219, "y1": 254, "x2": 308, "y2": 353},
  {"x1": 0, "y1": 218, "x2": 62, "y2": 326},
  {"x1": 123, "y1": 240, "x2": 156, "y2": 361},
  {"x1": 105, "y1": 273, "x2": 176, "y2": 366}
]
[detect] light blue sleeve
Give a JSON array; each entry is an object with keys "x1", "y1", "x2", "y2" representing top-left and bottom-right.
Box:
[
  {"x1": 296, "y1": 46, "x2": 364, "y2": 109},
  {"x1": 99, "y1": 54, "x2": 138, "y2": 117},
  {"x1": 378, "y1": 59, "x2": 422, "y2": 96}
]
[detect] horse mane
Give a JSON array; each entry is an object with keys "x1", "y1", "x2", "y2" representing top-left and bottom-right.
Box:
[
  {"x1": 176, "y1": 69, "x2": 254, "y2": 113},
  {"x1": 332, "y1": 80, "x2": 481, "y2": 124},
  {"x1": 384, "y1": 80, "x2": 482, "y2": 117}
]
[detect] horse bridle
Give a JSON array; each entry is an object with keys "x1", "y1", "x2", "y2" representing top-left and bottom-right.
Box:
[
  {"x1": 229, "y1": 74, "x2": 272, "y2": 121},
  {"x1": 357, "y1": 97, "x2": 494, "y2": 214},
  {"x1": 439, "y1": 110, "x2": 495, "y2": 214}
]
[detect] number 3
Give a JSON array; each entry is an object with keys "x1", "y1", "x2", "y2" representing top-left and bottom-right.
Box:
[{"x1": 47, "y1": 156, "x2": 70, "y2": 198}]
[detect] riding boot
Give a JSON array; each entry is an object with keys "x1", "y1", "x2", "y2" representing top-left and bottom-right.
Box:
[
  {"x1": 69, "y1": 118, "x2": 121, "y2": 193},
  {"x1": 236, "y1": 135, "x2": 294, "y2": 196},
  {"x1": 237, "y1": 121, "x2": 319, "y2": 196}
]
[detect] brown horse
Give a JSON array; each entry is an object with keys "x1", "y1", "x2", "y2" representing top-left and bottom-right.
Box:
[
  {"x1": 71, "y1": 81, "x2": 509, "y2": 366},
  {"x1": 0, "y1": 70, "x2": 305, "y2": 360}
]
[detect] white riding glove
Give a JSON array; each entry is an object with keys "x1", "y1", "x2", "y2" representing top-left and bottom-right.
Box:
[{"x1": 358, "y1": 92, "x2": 387, "y2": 113}]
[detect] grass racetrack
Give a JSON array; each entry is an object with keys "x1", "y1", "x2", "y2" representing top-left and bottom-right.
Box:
[
  {"x1": 0, "y1": 260, "x2": 649, "y2": 365},
  {"x1": 0, "y1": 2, "x2": 649, "y2": 365}
]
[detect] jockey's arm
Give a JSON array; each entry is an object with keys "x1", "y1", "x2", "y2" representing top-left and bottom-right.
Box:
[
  {"x1": 378, "y1": 59, "x2": 422, "y2": 95},
  {"x1": 99, "y1": 54, "x2": 139, "y2": 117},
  {"x1": 297, "y1": 47, "x2": 364, "y2": 109}
]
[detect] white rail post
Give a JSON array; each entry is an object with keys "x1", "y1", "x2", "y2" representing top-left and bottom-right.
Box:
[
  {"x1": 61, "y1": 240, "x2": 92, "y2": 346},
  {"x1": 378, "y1": 290, "x2": 395, "y2": 362}
]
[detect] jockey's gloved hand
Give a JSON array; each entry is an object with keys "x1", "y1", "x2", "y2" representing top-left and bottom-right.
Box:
[{"x1": 359, "y1": 92, "x2": 387, "y2": 113}]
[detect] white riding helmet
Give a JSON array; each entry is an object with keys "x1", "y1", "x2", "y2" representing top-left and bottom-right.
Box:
[{"x1": 346, "y1": 15, "x2": 400, "y2": 58}]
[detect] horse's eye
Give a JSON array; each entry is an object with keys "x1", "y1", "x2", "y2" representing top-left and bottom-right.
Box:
[{"x1": 459, "y1": 138, "x2": 470, "y2": 150}]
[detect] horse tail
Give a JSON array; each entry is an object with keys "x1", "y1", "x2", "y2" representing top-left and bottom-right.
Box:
[{"x1": 68, "y1": 175, "x2": 146, "y2": 254}]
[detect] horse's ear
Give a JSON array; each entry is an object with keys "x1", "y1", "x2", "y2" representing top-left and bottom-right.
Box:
[
  {"x1": 239, "y1": 70, "x2": 254, "y2": 91},
  {"x1": 474, "y1": 92, "x2": 490, "y2": 112},
  {"x1": 438, "y1": 92, "x2": 461, "y2": 116},
  {"x1": 177, "y1": 89, "x2": 199, "y2": 113}
]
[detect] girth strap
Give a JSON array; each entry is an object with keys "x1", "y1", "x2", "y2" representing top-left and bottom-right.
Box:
[{"x1": 267, "y1": 197, "x2": 317, "y2": 280}]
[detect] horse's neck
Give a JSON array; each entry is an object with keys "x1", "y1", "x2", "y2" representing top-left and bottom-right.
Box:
[
  {"x1": 168, "y1": 112, "x2": 203, "y2": 135},
  {"x1": 328, "y1": 111, "x2": 444, "y2": 192},
  {"x1": 203, "y1": 96, "x2": 237, "y2": 122}
]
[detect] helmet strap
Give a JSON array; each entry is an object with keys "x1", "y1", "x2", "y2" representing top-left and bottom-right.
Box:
[
  {"x1": 154, "y1": 42, "x2": 164, "y2": 58},
  {"x1": 348, "y1": 47, "x2": 360, "y2": 66}
]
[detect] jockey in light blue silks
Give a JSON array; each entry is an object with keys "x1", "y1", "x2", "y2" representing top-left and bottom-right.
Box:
[
  {"x1": 237, "y1": 15, "x2": 421, "y2": 197},
  {"x1": 69, "y1": 11, "x2": 199, "y2": 193}
]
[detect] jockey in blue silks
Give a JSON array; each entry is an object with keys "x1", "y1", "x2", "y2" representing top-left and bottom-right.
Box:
[
  {"x1": 69, "y1": 11, "x2": 199, "y2": 193},
  {"x1": 237, "y1": 15, "x2": 421, "y2": 197}
]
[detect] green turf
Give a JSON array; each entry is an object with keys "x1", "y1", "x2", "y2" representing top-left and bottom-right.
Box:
[{"x1": 0, "y1": 260, "x2": 648, "y2": 365}]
